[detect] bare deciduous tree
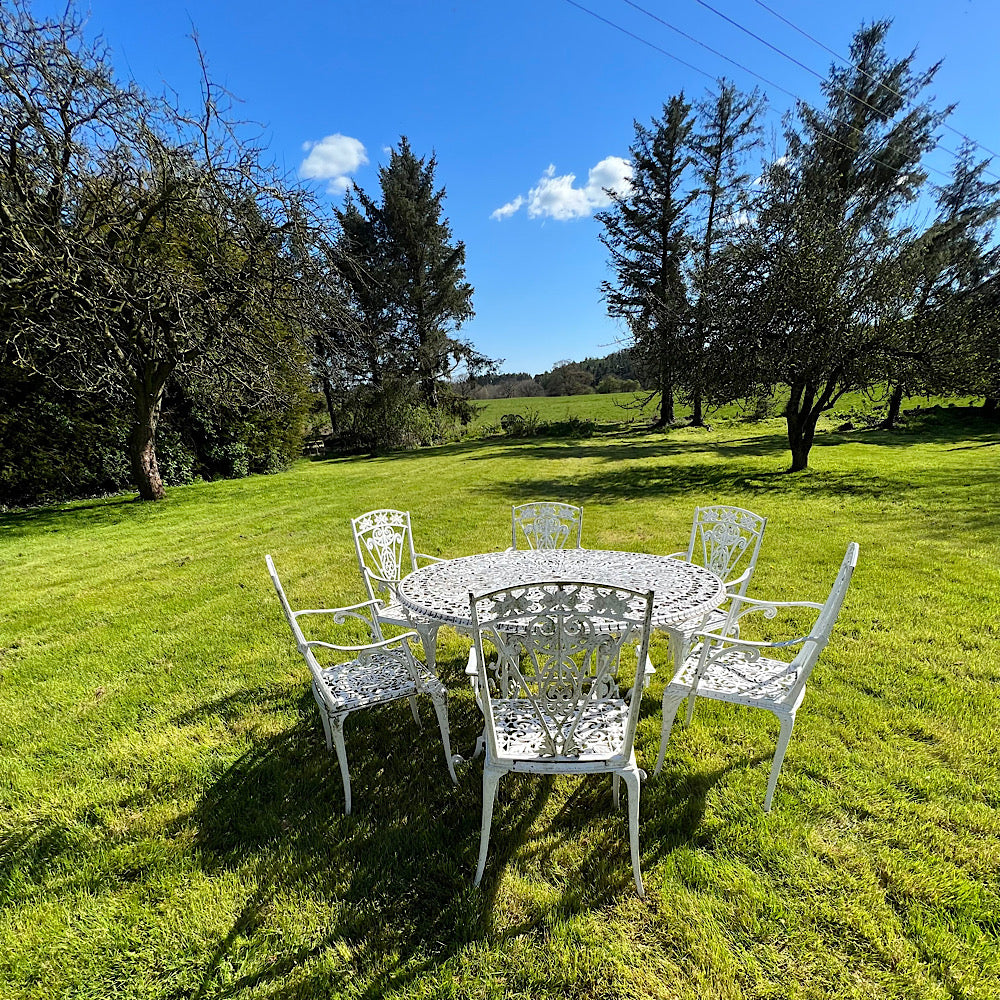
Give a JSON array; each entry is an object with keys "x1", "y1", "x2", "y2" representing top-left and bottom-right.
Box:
[{"x1": 0, "y1": 1, "x2": 322, "y2": 499}]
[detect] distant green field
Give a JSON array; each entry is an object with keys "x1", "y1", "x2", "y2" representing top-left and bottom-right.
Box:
[
  {"x1": 473, "y1": 391, "x2": 660, "y2": 427},
  {"x1": 471, "y1": 389, "x2": 980, "y2": 433},
  {"x1": 2, "y1": 406, "x2": 998, "y2": 998}
]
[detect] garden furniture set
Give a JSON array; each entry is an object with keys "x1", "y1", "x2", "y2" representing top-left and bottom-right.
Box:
[{"x1": 266, "y1": 502, "x2": 858, "y2": 896}]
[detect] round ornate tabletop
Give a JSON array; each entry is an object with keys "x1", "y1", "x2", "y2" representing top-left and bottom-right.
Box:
[{"x1": 398, "y1": 549, "x2": 725, "y2": 629}]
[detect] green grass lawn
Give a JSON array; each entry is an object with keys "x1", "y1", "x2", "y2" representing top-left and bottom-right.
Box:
[{"x1": 2, "y1": 408, "x2": 998, "y2": 998}]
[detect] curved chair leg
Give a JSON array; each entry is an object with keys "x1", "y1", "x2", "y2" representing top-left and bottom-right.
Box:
[
  {"x1": 312, "y1": 682, "x2": 333, "y2": 750},
  {"x1": 416, "y1": 625, "x2": 440, "y2": 673},
  {"x1": 329, "y1": 712, "x2": 352, "y2": 815},
  {"x1": 619, "y1": 768, "x2": 644, "y2": 898},
  {"x1": 474, "y1": 766, "x2": 504, "y2": 887},
  {"x1": 764, "y1": 712, "x2": 796, "y2": 813},
  {"x1": 407, "y1": 696, "x2": 421, "y2": 726},
  {"x1": 684, "y1": 689, "x2": 698, "y2": 727},
  {"x1": 429, "y1": 689, "x2": 458, "y2": 785},
  {"x1": 668, "y1": 630, "x2": 684, "y2": 671},
  {"x1": 654, "y1": 688, "x2": 686, "y2": 776}
]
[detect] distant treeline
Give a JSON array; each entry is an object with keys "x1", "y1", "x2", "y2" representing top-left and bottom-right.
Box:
[{"x1": 470, "y1": 350, "x2": 642, "y2": 399}]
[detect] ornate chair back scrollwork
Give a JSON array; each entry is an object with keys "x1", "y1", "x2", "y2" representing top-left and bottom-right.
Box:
[
  {"x1": 467, "y1": 580, "x2": 654, "y2": 896},
  {"x1": 265, "y1": 555, "x2": 457, "y2": 815},
  {"x1": 511, "y1": 501, "x2": 583, "y2": 550},
  {"x1": 682, "y1": 505, "x2": 767, "y2": 598},
  {"x1": 657, "y1": 505, "x2": 769, "y2": 697},
  {"x1": 350, "y1": 508, "x2": 447, "y2": 670},
  {"x1": 352, "y1": 508, "x2": 420, "y2": 603}
]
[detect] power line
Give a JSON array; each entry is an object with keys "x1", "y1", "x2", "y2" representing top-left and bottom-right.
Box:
[
  {"x1": 688, "y1": 0, "x2": 996, "y2": 181},
  {"x1": 622, "y1": 0, "x2": 948, "y2": 181},
  {"x1": 565, "y1": 0, "x2": 952, "y2": 184},
  {"x1": 563, "y1": 0, "x2": 716, "y2": 83},
  {"x1": 618, "y1": 0, "x2": 794, "y2": 101},
  {"x1": 751, "y1": 0, "x2": 1000, "y2": 161}
]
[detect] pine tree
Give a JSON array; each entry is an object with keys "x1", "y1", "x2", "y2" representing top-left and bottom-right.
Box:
[
  {"x1": 376, "y1": 137, "x2": 477, "y2": 406},
  {"x1": 598, "y1": 95, "x2": 695, "y2": 426},
  {"x1": 881, "y1": 141, "x2": 1000, "y2": 426},
  {"x1": 687, "y1": 81, "x2": 765, "y2": 425},
  {"x1": 726, "y1": 21, "x2": 946, "y2": 470}
]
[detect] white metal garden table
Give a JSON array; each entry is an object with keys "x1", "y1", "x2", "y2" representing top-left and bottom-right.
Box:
[{"x1": 397, "y1": 549, "x2": 726, "y2": 631}]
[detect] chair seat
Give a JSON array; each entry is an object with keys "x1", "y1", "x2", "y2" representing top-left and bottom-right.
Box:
[
  {"x1": 318, "y1": 651, "x2": 441, "y2": 711},
  {"x1": 490, "y1": 698, "x2": 629, "y2": 761},
  {"x1": 669, "y1": 648, "x2": 801, "y2": 707}
]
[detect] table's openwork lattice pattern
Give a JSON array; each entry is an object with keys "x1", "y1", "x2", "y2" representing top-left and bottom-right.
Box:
[{"x1": 399, "y1": 549, "x2": 725, "y2": 630}]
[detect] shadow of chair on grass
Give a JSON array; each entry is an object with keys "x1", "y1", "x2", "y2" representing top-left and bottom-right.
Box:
[
  {"x1": 173, "y1": 669, "x2": 776, "y2": 997},
  {"x1": 178, "y1": 673, "x2": 557, "y2": 997}
]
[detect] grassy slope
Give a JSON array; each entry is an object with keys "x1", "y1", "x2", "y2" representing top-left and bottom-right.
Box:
[{"x1": 1, "y1": 410, "x2": 998, "y2": 999}]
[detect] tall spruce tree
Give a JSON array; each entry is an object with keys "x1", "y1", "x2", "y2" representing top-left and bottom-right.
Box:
[
  {"x1": 599, "y1": 95, "x2": 695, "y2": 426},
  {"x1": 687, "y1": 81, "x2": 766, "y2": 425},
  {"x1": 333, "y1": 137, "x2": 478, "y2": 408}
]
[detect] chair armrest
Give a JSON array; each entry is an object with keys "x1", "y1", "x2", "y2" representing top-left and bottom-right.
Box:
[
  {"x1": 303, "y1": 631, "x2": 419, "y2": 655},
  {"x1": 730, "y1": 595, "x2": 824, "y2": 611},
  {"x1": 415, "y1": 553, "x2": 445, "y2": 566},
  {"x1": 665, "y1": 551, "x2": 687, "y2": 560},
  {"x1": 718, "y1": 594, "x2": 825, "y2": 632},
  {"x1": 294, "y1": 598, "x2": 383, "y2": 620},
  {"x1": 724, "y1": 566, "x2": 752, "y2": 593},
  {"x1": 691, "y1": 630, "x2": 813, "y2": 651},
  {"x1": 365, "y1": 568, "x2": 398, "y2": 588}
]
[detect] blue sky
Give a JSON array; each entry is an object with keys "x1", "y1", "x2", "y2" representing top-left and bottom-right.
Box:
[{"x1": 51, "y1": 0, "x2": 1000, "y2": 374}]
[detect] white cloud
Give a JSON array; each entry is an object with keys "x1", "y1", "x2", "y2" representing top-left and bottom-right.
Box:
[
  {"x1": 491, "y1": 156, "x2": 633, "y2": 221},
  {"x1": 300, "y1": 134, "x2": 368, "y2": 193},
  {"x1": 490, "y1": 196, "x2": 525, "y2": 221}
]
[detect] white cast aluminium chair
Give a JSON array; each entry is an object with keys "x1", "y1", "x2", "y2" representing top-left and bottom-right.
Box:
[
  {"x1": 654, "y1": 542, "x2": 859, "y2": 811},
  {"x1": 266, "y1": 555, "x2": 457, "y2": 815},
  {"x1": 511, "y1": 501, "x2": 583, "y2": 550},
  {"x1": 660, "y1": 505, "x2": 767, "y2": 706},
  {"x1": 351, "y1": 509, "x2": 447, "y2": 670},
  {"x1": 467, "y1": 580, "x2": 655, "y2": 896}
]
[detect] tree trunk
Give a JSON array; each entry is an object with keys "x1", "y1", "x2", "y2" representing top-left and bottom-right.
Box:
[
  {"x1": 984, "y1": 396, "x2": 998, "y2": 413},
  {"x1": 880, "y1": 382, "x2": 905, "y2": 429},
  {"x1": 129, "y1": 411, "x2": 165, "y2": 501},
  {"x1": 785, "y1": 383, "x2": 819, "y2": 472},
  {"x1": 655, "y1": 384, "x2": 675, "y2": 427},
  {"x1": 321, "y1": 375, "x2": 338, "y2": 434},
  {"x1": 128, "y1": 365, "x2": 171, "y2": 501},
  {"x1": 691, "y1": 385, "x2": 704, "y2": 426}
]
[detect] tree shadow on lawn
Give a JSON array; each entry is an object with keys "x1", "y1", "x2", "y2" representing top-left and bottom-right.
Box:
[
  {"x1": 479, "y1": 458, "x2": 922, "y2": 508},
  {"x1": 0, "y1": 493, "x2": 155, "y2": 536}
]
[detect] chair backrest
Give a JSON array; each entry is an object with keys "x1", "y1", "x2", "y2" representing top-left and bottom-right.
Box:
[
  {"x1": 351, "y1": 509, "x2": 418, "y2": 600},
  {"x1": 470, "y1": 581, "x2": 652, "y2": 760},
  {"x1": 785, "y1": 542, "x2": 859, "y2": 704},
  {"x1": 267, "y1": 554, "x2": 396, "y2": 692},
  {"x1": 265, "y1": 554, "x2": 332, "y2": 696},
  {"x1": 685, "y1": 505, "x2": 767, "y2": 595},
  {"x1": 266, "y1": 554, "x2": 308, "y2": 650},
  {"x1": 511, "y1": 501, "x2": 583, "y2": 550}
]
